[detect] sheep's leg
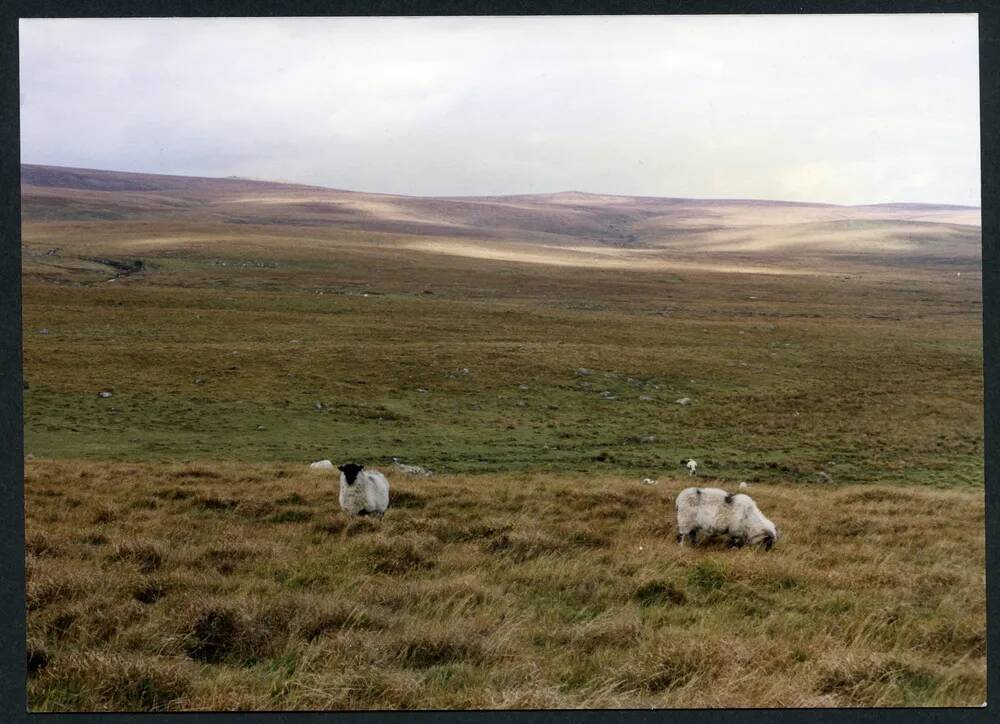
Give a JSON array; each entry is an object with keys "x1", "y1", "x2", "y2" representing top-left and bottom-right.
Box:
[
  {"x1": 728, "y1": 536, "x2": 746, "y2": 549},
  {"x1": 687, "y1": 527, "x2": 700, "y2": 546}
]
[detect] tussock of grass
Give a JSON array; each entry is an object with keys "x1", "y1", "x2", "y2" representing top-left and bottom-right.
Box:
[{"x1": 24, "y1": 461, "x2": 985, "y2": 709}]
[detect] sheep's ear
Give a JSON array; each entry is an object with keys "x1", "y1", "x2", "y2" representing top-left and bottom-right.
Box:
[
  {"x1": 359, "y1": 464, "x2": 365, "y2": 470},
  {"x1": 337, "y1": 465, "x2": 345, "y2": 472}
]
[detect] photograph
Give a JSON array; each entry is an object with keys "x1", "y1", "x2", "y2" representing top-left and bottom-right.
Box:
[{"x1": 18, "y1": 13, "x2": 985, "y2": 710}]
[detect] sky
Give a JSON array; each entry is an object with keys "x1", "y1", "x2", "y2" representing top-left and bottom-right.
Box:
[{"x1": 19, "y1": 15, "x2": 981, "y2": 205}]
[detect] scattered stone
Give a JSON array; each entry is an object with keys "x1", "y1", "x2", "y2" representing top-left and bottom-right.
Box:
[
  {"x1": 194, "y1": 377, "x2": 205, "y2": 385},
  {"x1": 675, "y1": 397, "x2": 692, "y2": 406},
  {"x1": 38, "y1": 328, "x2": 48, "y2": 335},
  {"x1": 815, "y1": 471, "x2": 833, "y2": 484},
  {"x1": 577, "y1": 368, "x2": 591, "y2": 376},
  {"x1": 98, "y1": 390, "x2": 113, "y2": 398},
  {"x1": 514, "y1": 400, "x2": 527, "y2": 407},
  {"x1": 314, "y1": 401, "x2": 323, "y2": 411},
  {"x1": 256, "y1": 425, "x2": 266, "y2": 431},
  {"x1": 519, "y1": 384, "x2": 530, "y2": 390},
  {"x1": 289, "y1": 339, "x2": 302, "y2": 344},
  {"x1": 639, "y1": 435, "x2": 657, "y2": 444},
  {"x1": 417, "y1": 388, "x2": 428, "y2": 394}
]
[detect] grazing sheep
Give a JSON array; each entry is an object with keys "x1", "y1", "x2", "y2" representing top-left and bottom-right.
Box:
[
  {"x1": 686, "y1": 459, "x2": 698, "y2": 476},
  {"x1": 675, "y1": 486, "x2": 778, "y2": 550},
  {"x1": 392, "y1": 457, "x2": 432, "y2": 476},
  {"x1": 309, "y1": 459, "x2": 335, "y2": 470},
  {"x1": 338, "y1": 463, "x2": 390, "y2": 517}
]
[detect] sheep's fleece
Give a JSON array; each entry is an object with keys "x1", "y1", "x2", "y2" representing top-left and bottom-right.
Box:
[
  {"x1": 338, "y1": 463, "x2": 390, "y2": 516},
  {"x1": 675, "y1": 486, "x2": 777, "y2": 550}
]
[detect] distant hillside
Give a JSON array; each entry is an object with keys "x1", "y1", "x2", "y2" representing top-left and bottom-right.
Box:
[{"x1": 20, "y1": 164, "x2": 981, "y2": 267}]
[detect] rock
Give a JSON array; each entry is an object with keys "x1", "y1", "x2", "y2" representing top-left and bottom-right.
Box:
[
  {"x1": 639, "y1": 435, "x2": 657, "y2": 444},
  {"x1": 194, "y1": 377, "x2": 205, "y2": 385},
  {"x1": 256, "y1": 425, "x2": 266, "y2": 431},
  {"x1": 739, "y1": 481, "x2": 749, "y2": 489},
  {"x1": 38, "y1": 328, "x2": 48, "y2": 335},
  {"x1": 577, "y1": 368, "x2": 591, "y2": 376},
  {"x1": 309, "y1": 459, "x2": 334, "y2": 470},
  {"x1": 514, "y1": 400, "x2": 527, "y2": 407},
  {"x1": 289, "y1": 339, "x2": 302, "y2": 344},
  {"x1": 417, "y1": 388, "x2": 428, "y2": 394},
  {"x1": 314, "y1": 401, "x2": 323, "y2": 411},
  {"x1": 675, "y1": 397, "x2": 692, "y2": 406},
  {"x1": 519, "y1": 384, "x2": 530, "y2": 390},
  {"x1": 98, "y1": 391, "x2": 113, "y2": 398},
  {"x1": 815, "y1": 471, "x2": 833, "y2": 484}
]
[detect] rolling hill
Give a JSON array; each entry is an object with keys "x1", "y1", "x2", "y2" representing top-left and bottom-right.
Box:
[{"x1": 21, "y1": 164, "x2": 981, "y2": 275}]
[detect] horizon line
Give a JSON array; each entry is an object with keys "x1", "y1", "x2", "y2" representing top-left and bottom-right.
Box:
[{"x1": 19, "y1": 161, "x2": 983, "y2": 211}]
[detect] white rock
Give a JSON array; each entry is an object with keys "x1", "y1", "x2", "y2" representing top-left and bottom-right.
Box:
[
  {"x1": 98, "y1": 391, "x2": 113, "y2": 398},
  {"x1": 675, "y1": 397, "x2": 692, "y2": 406}
]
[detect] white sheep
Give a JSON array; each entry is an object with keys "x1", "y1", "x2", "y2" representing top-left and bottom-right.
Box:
[
  {"x1": 675, "y1": 486, "x2": 778, "y2": 550},
  {"x1": 392, "y1": 457, "x2": 432, "y2": 476},
  {"x1": 309, "y1": 459, "x2": 335, "y2": 470},
  {"x1": 686, "y1": 459, "x2": 698, "y2": 476},
  {"x1": 337, "y1": 463, "x2": 390, "y2": 517}
]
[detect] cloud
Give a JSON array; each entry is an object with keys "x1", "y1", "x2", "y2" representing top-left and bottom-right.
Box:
[{"x1": 19, "y1": 14, "x2": 981, "y2": 205}]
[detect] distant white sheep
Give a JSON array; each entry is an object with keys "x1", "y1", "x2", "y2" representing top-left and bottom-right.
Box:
[
  {"x1": 686, "y1": 459, "x2": 698, "y2": 476},
  {"x1": 309, "y1": 459, "x2": 335, "y2": 470},
  {"x1": 739, "y1": 481, "x2": 749, "y2": 490},
  {"x1": 338, "y1": 463, "x2": 390, "y2": 517},
  {"x1": 392, "y1": 457, "x2": 432, "y2": 476},
  {"x1": 675, "y1": 486, "x2": 778, "y2": 550}
]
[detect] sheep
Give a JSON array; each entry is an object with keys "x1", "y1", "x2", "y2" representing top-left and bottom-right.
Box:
[
  {"x1": 309, "y1": 459, "x2": 335, "y2": 470},
  {"x1": 739, "y1": 481, "x2": 749, "y2": 490},
  {"x1": 392, "y1": 457, "x2": 432, "y2": 476},
  {"x1": 675, "y1": 486, "x2": 778, "y2": 550},
  {"x1": 686, "y1": 459, "x2": 698, "y2": 476},
  {"x1": 337, "y1": 463, "x2": 390, "y2": 517}
]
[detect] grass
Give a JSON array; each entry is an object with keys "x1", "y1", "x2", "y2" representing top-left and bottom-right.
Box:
[
  {"x1": 24, "y1": 460, "x2": 985, "y2": 709},
  {"x1": 19, "y1": 186, "x2": 985, "y2": 708},
  {"x1": 21, "y1": 259, "x2": 983, "y2": 487}
]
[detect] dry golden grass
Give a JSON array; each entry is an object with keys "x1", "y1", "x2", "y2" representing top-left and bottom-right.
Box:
[{"x1": 25, "y1": 459, "x2": 985, "y2": 710}]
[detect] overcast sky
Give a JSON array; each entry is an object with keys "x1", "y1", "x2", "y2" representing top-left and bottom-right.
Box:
[{"x1": 19, "y1": 15, "x2": 981, "y2": 205}]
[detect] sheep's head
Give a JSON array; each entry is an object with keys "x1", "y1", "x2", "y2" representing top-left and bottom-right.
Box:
[
  {"x1": 750, "y1": 521, "x2": 778, "y2": 551},
  {"x1": 338, "y1": 463, "x2": 364, "y2": 485}
]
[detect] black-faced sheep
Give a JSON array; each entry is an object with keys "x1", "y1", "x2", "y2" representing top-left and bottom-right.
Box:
[
  {"x1": 675, "y1": 486, "x2": 778, "y2": 550},
  {"x1": 338, "y1": 463, "x2": 390, "y2": 517}
]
